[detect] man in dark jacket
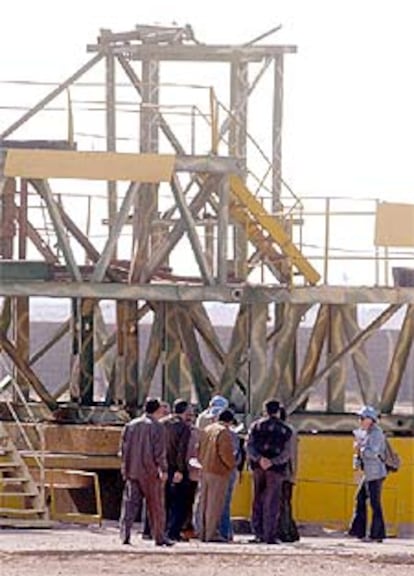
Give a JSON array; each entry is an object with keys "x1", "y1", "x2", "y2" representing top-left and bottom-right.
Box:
[
  {"x1": 162, "y1": 398, "x2": 192, "y2": 541},
  {"x1": 247, "y1": 398, "x2": 292, "y2": 544},
  {"x1": 119, "y1": 397, "x2": 173, "y2": 547}
]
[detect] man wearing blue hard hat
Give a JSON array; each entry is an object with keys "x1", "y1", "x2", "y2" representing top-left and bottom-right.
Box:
[{"x1": 348, "y1": 405, "x2": 387, "y2": 542}]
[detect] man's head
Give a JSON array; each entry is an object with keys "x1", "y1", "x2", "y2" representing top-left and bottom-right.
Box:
[
  {"x1": 218, "y1": 408, "x2": 235, "y2": 426},
  {"x1": 173, "y1": 398, "x2": 190, "y2": 417},
  {"x1": 160, "y1": 401, "x2": 171, "y2": 418},
  {"x1": 144, "y1": 397, "x2": 161, "y2": 415},
  {"x1": 209, "y1": 395, "x2": 229, "y2": 411},
  {"x1": 263, "y1": 398, "x2": 280, "y2": 417}
]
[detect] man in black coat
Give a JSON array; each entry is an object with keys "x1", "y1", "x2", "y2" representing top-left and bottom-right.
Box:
[{"x1": 247, "y1": 398, "x2": 292, "y2": 544}]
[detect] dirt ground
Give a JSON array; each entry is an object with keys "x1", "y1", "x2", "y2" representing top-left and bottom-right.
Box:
[{"x1": 0, "y1": 522, "x2": 413, "y2": 576}]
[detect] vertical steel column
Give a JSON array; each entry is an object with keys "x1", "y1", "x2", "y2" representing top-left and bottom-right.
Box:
[
  {"x1": 114, "y1": 301, "x2": 126, "y2": 405},
  {"x1": 124, "y1": 301, "x2": 139, "y2": 414},
  {"x1": 16, "y1": 179, "x2": 29, "y2": 399},
  {"x1": 105, "y1": 48, "x2": 117, "y2": 248},
  {"x1": 14, "y1": 297, "x2": 30, "y2": 400},
  {"x1": 79, "y1": 299, "x2": 94, "y2": 406},
  {"x1": 217, "y1": 175, "x2": 229, "y2": 284},
  {"x1": 70, "y1": 299, "x2": 80, "y2": 402},
  {"x1": 133, "y1": 57, "x2": 160, "y2": 279},
  {"x1": 18, "y1": 179, "x2": 28, "y2": 260},
  {"x1": 163, "y1": 303, "x2": 181, "y2": 405},
  {"x1": 272, "y1": 54, "x2": 284, "y2": 214},
  {"x1": 0, "y1": 178, "x2": 15, "y2": 258},
  {"x1": 326, "y1": 305, "x2": 346, "y2": 412},
  {"x1": 230, "y1": 59, "x2": 248, "y2": 280},
  {"x1": 249, "y1": 302, "x2": 268, "y2": 415},
  {"x1": 204, "y1": 217, "x2": 215, "y2": 277}
]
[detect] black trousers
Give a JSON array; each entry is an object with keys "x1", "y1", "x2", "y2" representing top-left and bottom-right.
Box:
[
  {"x1": 165, "y1": 473, "x2": 190, "y2": 540},
  {"x1": 251, "y1": 468, "x2": 284, "y2": 544},
  {"x1": 349, "y1": 477, "x2": 386, "y2": 540},
  {"x1": 277, "y1": 481, "x2": 300, "y2": 542}
]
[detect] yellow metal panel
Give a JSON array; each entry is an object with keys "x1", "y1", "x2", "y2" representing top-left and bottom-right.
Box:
[
  {"x1": 375, "y1": 202, "x2": 414, "y2": 247},
  {"x1": 4, "y1": 150, "x2": 175, "y2": 183},
  {"x1": 232, "y1": 435, "x2": 414, "y2": 535}
]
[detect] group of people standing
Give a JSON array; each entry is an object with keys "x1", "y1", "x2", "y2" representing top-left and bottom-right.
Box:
[
  {"x1": 119, "y1": 394, "x2": 300, "y2": 546},
  {"x1": 118, "y1": 393, "x2": 390, "y2": 547}
]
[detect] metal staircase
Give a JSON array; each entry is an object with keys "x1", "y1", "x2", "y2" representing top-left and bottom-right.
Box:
[
  {"x1": 0, "y1": 373, "x2": 49, "y2": 526},
  {"x1": 229, "y1": 175, "x2": 321, "y2": 285},
  {"x1": 0, "y1": 420, "x2": 47, "y2": 525}
]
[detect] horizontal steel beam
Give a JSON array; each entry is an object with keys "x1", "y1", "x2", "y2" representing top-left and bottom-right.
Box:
[
  {"x1": 1, "y1": 281, "x2": 414, "y2": 304},
  {"x1": 87, "y1": 43, "x2": 297, "y2": 61}
]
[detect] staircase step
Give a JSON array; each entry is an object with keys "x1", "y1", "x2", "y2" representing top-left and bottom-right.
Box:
[
  {"x1": 0, "y1": 490, "x2": 38, "y2": 497},
  {"x1": 0, "y1": 507, "x2": 45, "y2": 517},
  {"x1": 0, "y1": 518, "x2": 53, "y2": 528},
  {"x1": 0, "y1": 461, "x2": 20, "y2": 468},
  {"x1": 0, "y1": 477, "x2": 30, "y2": 484}
]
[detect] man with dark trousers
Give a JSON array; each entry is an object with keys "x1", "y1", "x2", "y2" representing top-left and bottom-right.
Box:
[
  {"x1": 162, "y1": 398, "x2": 192, "y2": 541},
  {"x1": 119, "y1": 397, "x2": 173, "y2": 547},
  {"x1": 247, "y1": 398, "x2": 292, "y2": 544}
]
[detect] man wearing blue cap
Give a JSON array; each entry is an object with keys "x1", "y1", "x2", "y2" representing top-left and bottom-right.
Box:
[
  {"x1": 348, "y1": 405, "x2": 387, "y2": 542},
  {"x1": 196, "y1": 394, "x2": 229, "y2": 430}
]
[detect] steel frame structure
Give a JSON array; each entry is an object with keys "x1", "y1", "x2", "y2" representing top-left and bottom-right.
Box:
[{"x1": 0, "y1": 25, "x2": 413, "y2": 434}]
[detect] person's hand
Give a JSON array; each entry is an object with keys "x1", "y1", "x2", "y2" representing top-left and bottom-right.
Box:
[
  {"x1": 259, "y1": 456, "x2": 272, "y2": 470},
  {"x1": 172, "y1": 471, "x2": 183, "y2": 483},
  {"x1": 159, "y1": 471, "x2": 168, "y2": 483}
]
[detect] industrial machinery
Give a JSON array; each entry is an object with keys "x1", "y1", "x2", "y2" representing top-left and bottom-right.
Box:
[{"x1": 0, "y1": 24, "x2": 412, "y2": 532}]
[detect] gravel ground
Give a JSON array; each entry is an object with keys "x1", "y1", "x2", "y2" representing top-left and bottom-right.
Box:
[{"x1": 0, "y1": 523, "x2": 413, "y2": 576}]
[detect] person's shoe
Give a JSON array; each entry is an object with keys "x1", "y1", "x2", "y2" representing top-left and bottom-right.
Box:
[
  {"x1": 142, "y1": 533, "x2": 152, "y2": 540},
  {"x1": 347, "y1": 530, "x2": 363, "y2": 539},
  {"x1": 248, "y1": 536, "x2": 264, "y2": 543},
  {"x1": 368, "y1": 537, "x2": 383, "y2": 543},
  {"x1": 265, "y1": 538, "x2": 281, "y2": 545},
  {"x1": 155, "y1": 538, "x2": 175, "y2": 547},
  {"x1": 169, "y1": 533, "x2": 189, "y2": 542},
  {"x1": 207, "y1": 535, "x2": 229, "y2": 543},
  {"x1": 181, "y1": 528, "x2": 198, "y2": 540},
  {"x1": 122, "y1": 538, "x2": 131, "y2": 545}
]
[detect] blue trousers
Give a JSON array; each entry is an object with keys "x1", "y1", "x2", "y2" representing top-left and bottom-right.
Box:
[{"x1": 219, "y1": 468, "x2": 237, "y2": 540}]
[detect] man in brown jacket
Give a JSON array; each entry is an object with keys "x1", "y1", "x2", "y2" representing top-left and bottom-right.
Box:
[
  {"x1": 119, "y1": 397, "x2": 173, "y2": 547},
  {"x1": 198, "y1": 408, "x2": 237, "y2": 542}
]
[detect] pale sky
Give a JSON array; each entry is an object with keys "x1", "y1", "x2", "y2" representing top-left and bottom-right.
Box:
[
  {"x1": 1, "y1": 0, "x2": 414, "y2": 285},
  {"x1": 2, "y1": 0, "x2": 414, "y2": 200}
]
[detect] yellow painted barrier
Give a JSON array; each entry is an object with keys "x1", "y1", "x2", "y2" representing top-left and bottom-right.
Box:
[{"x1": 231, "y1": 434, "x2": 414, "y2": 535}]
